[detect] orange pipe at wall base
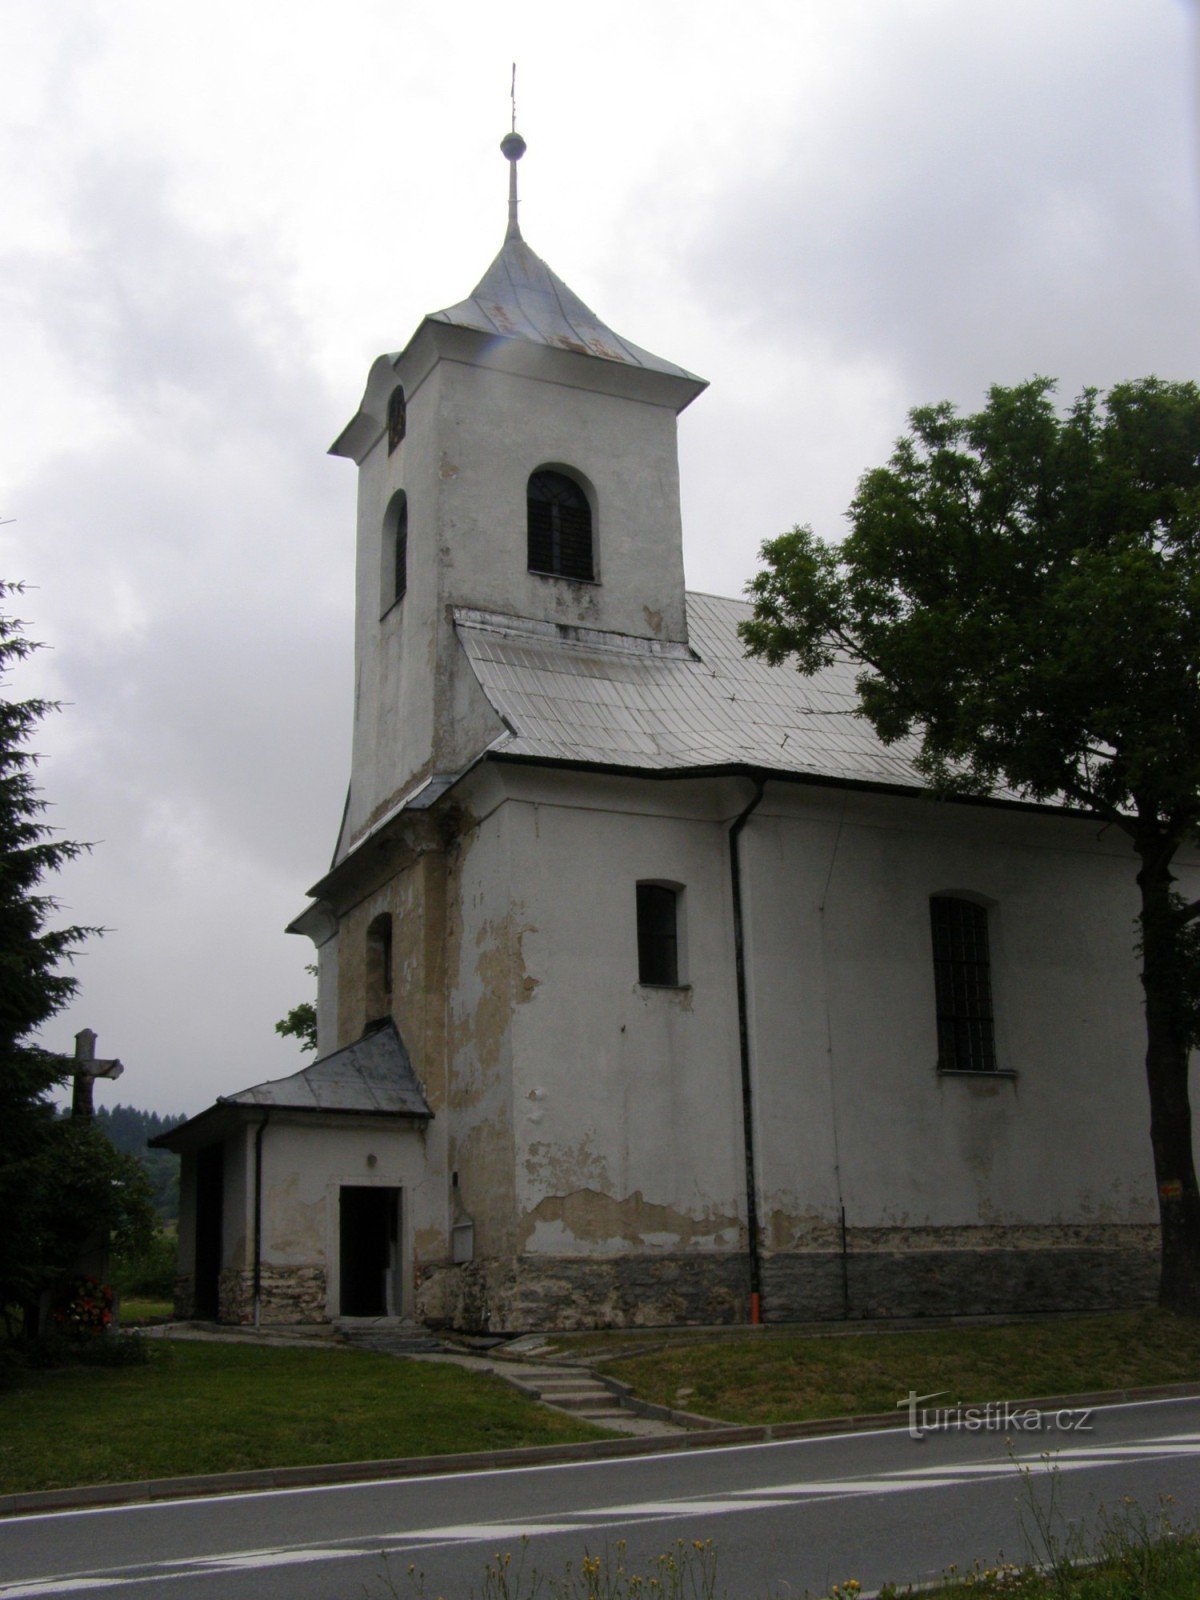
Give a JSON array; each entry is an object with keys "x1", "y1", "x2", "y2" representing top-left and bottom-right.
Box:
[{"x1": 750, "y1": 1292, "x2": 762, "y2": 1325}]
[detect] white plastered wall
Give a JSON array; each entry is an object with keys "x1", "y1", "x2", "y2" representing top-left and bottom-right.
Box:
[
  {"x1": 481, "y1": 766, "x2": 747, "y2": 1260},
  {"x1": 342, "y1": 334, "x2": 691, "y2": 852},
  {"x1": 256, "y1": 1114, "x2": 436, "y2": 1320},
  {"x1": 450, "y1": 765, "x2": 1194, "y2": 1260}
]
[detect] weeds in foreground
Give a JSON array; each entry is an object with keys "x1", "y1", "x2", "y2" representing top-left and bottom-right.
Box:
[
  {"x1": 380, "y1": 1537, "x2": 724, "y2": 1600},
  {"x1": 360, "y1": 1483, "x2": 1200, "y2": 1600}
]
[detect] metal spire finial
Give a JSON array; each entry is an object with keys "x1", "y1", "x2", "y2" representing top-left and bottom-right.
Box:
[{"x1": 500, "y1": 62, "x2": 526, "y2": 241}]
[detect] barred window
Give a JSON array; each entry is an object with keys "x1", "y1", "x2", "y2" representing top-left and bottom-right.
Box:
[
  {"x1": 930, "y1": 896, "x2": 996, "y2": 1072},
  {"x1": 527, "y1": 469, "x2": 593, "y2": 581},
  {"x1": 637, "y1": 883, "x2": 680, "y2": 987},
  {"x1": 387, "y1": 386, "x2": 406, "y2": 453}
]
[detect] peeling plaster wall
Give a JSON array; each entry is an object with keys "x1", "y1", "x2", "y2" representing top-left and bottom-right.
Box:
[
  {"x1": 254, "y1": 1115, "x2": 437, "y2": 1323},
  {"x1": 500, "y1": 768, "x2": 747, "y2": 1270},
  {"x1": 315, "y1": 932, "x2": 339, "y2": 1061},
  {"x1": 418, "y1": 766, "x2": 1190, "y2": 1329},
  {"x1": 444, "y1": 793, "x2": 520, "y2": 1262},
  {"x1": 222, "y1": 1127, "x2": 252, "y2": 1273}
]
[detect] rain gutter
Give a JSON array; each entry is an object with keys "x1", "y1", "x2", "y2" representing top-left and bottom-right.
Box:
[
  {"x1": 252, "y1": 1113, "x2": 269, "y2": 1330},
  {"x1": 728, "y1": 774, "x2": 767, "y2": 1324}
]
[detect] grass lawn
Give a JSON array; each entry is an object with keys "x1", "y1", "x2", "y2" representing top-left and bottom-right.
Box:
[
  {"x1": 0, "y1": 1339, "x2": 611, "y2": 1496},
  {"x1": 118, "y1": 1297, "x2": 173, "y2": 1324},
  {"x1": 603, "y1": 1309, "x2": 1200, "y2": 1424}
]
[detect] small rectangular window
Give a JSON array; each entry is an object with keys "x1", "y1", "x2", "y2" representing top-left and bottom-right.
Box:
[
  {"x1": 637, "y1": 883, "x2": 679, "y2": 986},
  {"x1": 930, "y1": 896, "x2": 996, "y2": 1071}
]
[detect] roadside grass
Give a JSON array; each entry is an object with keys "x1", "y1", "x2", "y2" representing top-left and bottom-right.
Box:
[
  {"x1": 601, "y1": 1309, "x2": 1200, "y2": 1424},
  {"x1": 927, "y1": 1537, "x2": 1200, "y2": 1597},
  {"x1": 0, "y1": 1339, "x2": 611, "y2": 1496}
]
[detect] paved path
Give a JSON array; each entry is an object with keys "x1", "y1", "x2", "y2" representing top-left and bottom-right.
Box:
[{"x1": 4, "y1": 1396, "x2": 1200, "y2": 1598}]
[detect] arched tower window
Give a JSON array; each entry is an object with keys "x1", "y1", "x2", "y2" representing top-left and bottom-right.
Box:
[
  {"x1": 366, "y1": 912, "x2": 394, "y2": 1024},
  {"x1": 527, "y1": 469, "x2": 593, "y2": 581},
  {"x1": 929, "y1": 896, "x2": 996, "y2": 1072},
  {"x1": 386, "y1": 386, "x2": 406, "y2": 453},
  {"x1": 382, "y1": 492, "x2": 408, "y2": 611}
]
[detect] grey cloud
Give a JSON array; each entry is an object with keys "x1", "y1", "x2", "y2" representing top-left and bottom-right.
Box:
[{"x1": 681, "y1": 3, "x2": 1200, "y2": 410}]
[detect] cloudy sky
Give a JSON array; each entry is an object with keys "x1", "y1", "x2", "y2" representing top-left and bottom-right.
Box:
[{"x1": 2, "y1": 0, "x2": 1197, "y2": 1117}]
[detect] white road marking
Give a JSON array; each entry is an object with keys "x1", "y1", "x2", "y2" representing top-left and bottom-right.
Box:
[
  {"x1": 398, "y1": 1522, "x2": 581, "y2": 1543},
  {"x1": 9, "y1": 1393, "x2": 1200, "y2": 1527},
  {"x1": 5, "y1": 1427, "x2": 1200, "y2": 1595},
  {"x1": 0, "y1": 1583, "x2": 124, "y2": 1597}
]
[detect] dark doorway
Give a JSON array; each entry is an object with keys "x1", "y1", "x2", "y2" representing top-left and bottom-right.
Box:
[
  {"x1": 194, "y1": 1144, "x2": 224, "y2": 1320},
  {"x1": 339, "y1": 1186, "x2": 400, "y2": 1317}
]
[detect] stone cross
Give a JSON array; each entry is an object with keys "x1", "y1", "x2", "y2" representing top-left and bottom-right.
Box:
[{"x1": 70, "y1": 1028, "x2": 124, "y2": 1119}]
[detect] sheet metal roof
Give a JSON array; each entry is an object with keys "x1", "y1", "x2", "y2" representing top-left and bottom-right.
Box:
[
  {"x1": 455, "y1": 592, "x2": 926, "y2": 790},
  {"x1": 222, "y1": 1022, "x2": 432, "y2": 1119},
  {"x1": 429, "y1": 232, "x2": 704, "y2": 386}
]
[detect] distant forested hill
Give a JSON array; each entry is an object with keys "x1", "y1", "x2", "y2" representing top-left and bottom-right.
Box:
[{"x1": 95, "y1": 1104, "x2": 186, "y2": 1221}]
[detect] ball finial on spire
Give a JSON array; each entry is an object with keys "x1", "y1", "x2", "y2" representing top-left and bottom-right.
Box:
[
  {"x1": 502, "y1": 65, "x2": 526, "y2": 240},
  {"x1": 501, "y1": 128, "x2": 526, "y2": 240}
]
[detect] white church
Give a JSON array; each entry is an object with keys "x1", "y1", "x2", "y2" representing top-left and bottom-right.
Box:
[{"x1": 158, "y1": 134, "x2": 1173, "y2": 1331}]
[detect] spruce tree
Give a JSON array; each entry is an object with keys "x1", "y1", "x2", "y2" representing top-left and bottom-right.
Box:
[{"x1": 0, "y1": 581, "x2": 100, "y2": 1328}]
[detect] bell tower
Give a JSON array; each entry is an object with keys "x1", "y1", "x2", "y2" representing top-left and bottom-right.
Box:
[{"x1": 328, "y1": 133, "x2": 707, "y2": 862}]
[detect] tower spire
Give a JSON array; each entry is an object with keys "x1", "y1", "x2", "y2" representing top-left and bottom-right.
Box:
[{"x1": 500, "y1": 62, "x2": 526, "y2": 241}]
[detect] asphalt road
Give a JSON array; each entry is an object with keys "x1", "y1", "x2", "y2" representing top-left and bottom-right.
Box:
[{"x1": 4, "y1": 1397, "x2": 1200, "y2": 1599}]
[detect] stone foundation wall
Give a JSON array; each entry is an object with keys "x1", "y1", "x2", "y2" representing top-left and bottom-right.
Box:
[
  {"x1": 214, "y1": 1266, "x2": 328, "y2": 1325},
  {"x1": 172, "y1": 1275, "x2": 195, "y2": 1321},
  {"x1": 416, "y1": 1253, "x2": 747, "y2": 1333},
  {"x1": 416, "y1": 1231, "x2": 1159, "y2": 1331},
  {"x1": 259, "y1": 1266, "x2": 327, "y2": 1323},
  {"x1": 218, "y1": 1270, "x2": 253, "y2": 1324},
  {"x1": 762, "y1": 1246, "x2": 1159, "y2": 1322}
]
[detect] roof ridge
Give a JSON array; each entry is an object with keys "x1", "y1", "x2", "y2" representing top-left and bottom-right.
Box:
[{"x1": 453, "y1": 606, "x2": 697, "y2": 661}]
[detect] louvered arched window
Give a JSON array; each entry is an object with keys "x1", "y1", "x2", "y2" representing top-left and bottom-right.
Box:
[
  {"x1": 527, "y1": 469, "x2": 594, "y2": 581},
  {"x1": 386, "y1": 386, "x2": 406, "y2": 453},
  {"x1": 382, "y1": 492, "x2": 408, "y2": 611}
]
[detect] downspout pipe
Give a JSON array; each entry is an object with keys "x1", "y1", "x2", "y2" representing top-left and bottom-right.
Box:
[
  {"x1": 729, "y1": 774, "x2": 767, "y2": 1324},
  {"x1": 253, "y1": 1113, "x2": 269, "y2": 1330}
]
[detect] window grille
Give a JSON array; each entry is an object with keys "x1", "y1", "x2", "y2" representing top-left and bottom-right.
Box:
[
  {"x1": 930, "y1": 896, "x2": 996, "y2": 1071},
  {"x1": 527, "y1": 470, "x2": 593, "y2": 581},
  {"x1": 637, "y1": 883, "x2": 680, "y2": 986},
  {"x1": 387, "y1": 387, "x2": 406, "y2": 453}
]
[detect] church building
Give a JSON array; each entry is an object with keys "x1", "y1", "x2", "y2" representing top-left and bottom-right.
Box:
[{"x1": 158, "y1": 134, "x2": 1177, "y2": 1331}]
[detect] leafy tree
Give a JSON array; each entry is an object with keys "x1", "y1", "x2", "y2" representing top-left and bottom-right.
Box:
[
  {"x1": 0, "y1": 581, "x2": 154, "y2": 1331},
  {"x1": 275, "y1": 963, "x2": 318, "y2": 1053},
  {"x1": 35, "y1": 1119, "x2": 156, "y2": 1281},
  {"x1": 741, "y1": 377, "x2": 1200, "y2": 1312}
]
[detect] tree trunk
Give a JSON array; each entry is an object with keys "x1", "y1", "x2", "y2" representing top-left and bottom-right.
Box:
[{"x1": 1137, "y1": 842, "x2": 1200, "y2": 1313}]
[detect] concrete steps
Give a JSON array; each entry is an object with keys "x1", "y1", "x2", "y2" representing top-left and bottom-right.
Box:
[
  {"x1": 510, "y1": 1368, "x2": 636, "y2": 1423},
  {"x1": 336, "y1": 1318, "x2": 447, "y2": 1355}
]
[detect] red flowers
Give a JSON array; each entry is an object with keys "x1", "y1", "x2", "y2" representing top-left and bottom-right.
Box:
[{"x1": 52, "y1": 1275, "x2": 115, "y2": 1336}]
